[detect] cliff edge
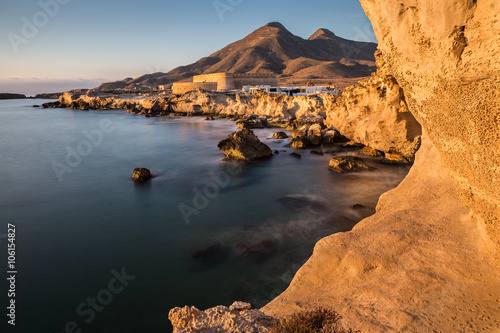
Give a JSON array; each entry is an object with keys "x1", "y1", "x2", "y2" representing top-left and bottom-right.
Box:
[{"x1": 262, "y1": 0, "x2": 500, "y2": 331}]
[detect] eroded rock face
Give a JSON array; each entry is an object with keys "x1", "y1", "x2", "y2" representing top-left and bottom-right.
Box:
[
  {"x1": 359, "y1": 0, "x2": 500, "y2": 251},
  {"x1": 217, "y1": 129, "x2": 273, "y2": 161},
  {"x1": 325, "y1": 52, "x2": 422, "y2": 162},
  {"x1": 169, "y1": 302, "x2": 277, "y2": 333}
]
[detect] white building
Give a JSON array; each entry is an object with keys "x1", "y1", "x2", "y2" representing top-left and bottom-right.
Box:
[{"x1": 243, "y1": 85, "x2": 340, "y2": 96}]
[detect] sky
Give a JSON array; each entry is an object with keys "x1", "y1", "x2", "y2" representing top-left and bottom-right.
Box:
[{"x1": 0, "y1": 0, "x2": 376, "y2": 95}]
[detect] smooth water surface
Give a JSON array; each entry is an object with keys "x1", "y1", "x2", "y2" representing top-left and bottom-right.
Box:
[{"x1": 0, "y1": 99, "x2": 409, "y2": 333}]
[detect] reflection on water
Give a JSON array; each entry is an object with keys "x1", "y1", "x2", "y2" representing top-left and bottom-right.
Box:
[{"x1": 0, "y1": 100, "x2": 410, "y2": 333}]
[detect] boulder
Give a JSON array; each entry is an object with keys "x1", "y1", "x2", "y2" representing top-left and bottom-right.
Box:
[
  {"x1": 291, "y1": 125, "x2": 308, "y2": 139},
  {"x1": 272, "y1": 131, "x2": 289, "y2": 139},
  {"x1": 217, "y1": 129, "x2": 273, "y2": 161},
  {"x1": 291, "y1": 139, "x2": 308, "y2": 149},
  {"x1": 322, "y1": 130, "x2": 341, "y2": 144},
  {"x1": 307, "y1": 123, "x2": 323, "y2": 137},
  {"x1": 328, "y1": 156, "x2": 372, "y2": 173},
  {"x1": 290, "y1": 152, "x2": 302, "y2": 159},
  {"x1": 132, "y1": 168, "x2": 152, "y2": 182},
  {"x1": 306, "y1": 134, "x2": 322, "y2": 146}
]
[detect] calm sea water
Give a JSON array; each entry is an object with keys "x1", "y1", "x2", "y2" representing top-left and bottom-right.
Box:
[{"x1": 0, "y1": 99, "x2": 409, "y2": 333}]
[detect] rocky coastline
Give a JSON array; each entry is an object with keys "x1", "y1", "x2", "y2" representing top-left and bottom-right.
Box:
[
  {"x1": 43, "y1": 67, "x2": 420, "y2": 165},
  {"x1": 40, "y1": 4, "x2": 500, "y2": 328}
]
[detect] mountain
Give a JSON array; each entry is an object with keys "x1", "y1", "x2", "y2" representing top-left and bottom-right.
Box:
[{"x1": 98, "y1": 22, "x2": 377, "y2": 91}]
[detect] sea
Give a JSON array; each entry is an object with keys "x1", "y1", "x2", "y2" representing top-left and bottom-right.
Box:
[{"x1": 0, "y1": 99, "x2": 410, "y2": 333}]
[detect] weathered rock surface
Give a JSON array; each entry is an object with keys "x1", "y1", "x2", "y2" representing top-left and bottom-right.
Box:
[
  {"x1": 328, "y1": 156, "x2": 372, "y2": 173},
  {"x1": 359, "y1": 0, "x2": 500, "y2": 253},
  {"x1": 169, "y1": 302, "x2": 277, "y2": 333},
  {"x1": 217, "y1": 129, "x2": 273, "y2": 161},
  {"x1": 132, "y1": 168, "x2": 151, "y2": 182},
  {"x1": 262, "y1": 1, "x2": 500, "y2": 331},
  {"x1": 263, "y1": 133, "x2": 500, "y2": 332},
  {"x1": 325, "y1": 52, "x2": 422, "y2": 162}
]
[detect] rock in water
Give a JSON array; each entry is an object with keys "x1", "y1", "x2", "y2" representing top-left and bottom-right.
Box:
[
  {"x1": 360, "y1": 146, "x2": 384, "y2": 157},
  {"x1": 272, "y1": 131, "x2": 289, "y2": 139},
  {"x1": 132, "y1": 168, "x2": 152, "y2": 182},
  {"x1": 291, "y1": 138, "x2": 308, "y2": 149},
  {"x1": 328, "y1": 156, "x2": 372, "y2": 173},
  {"x1": 217, "y1": 129, "x2": 272, "y2": 161}
]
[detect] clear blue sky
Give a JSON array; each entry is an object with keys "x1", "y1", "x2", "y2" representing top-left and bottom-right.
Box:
[{"x1": 0, "y1": 0, "x2": 376, "y2": 95}]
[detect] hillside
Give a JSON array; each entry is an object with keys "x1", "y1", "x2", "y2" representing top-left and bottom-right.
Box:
[{"x1": 98, "y1": 22, "x2": 377, "y2": 91}]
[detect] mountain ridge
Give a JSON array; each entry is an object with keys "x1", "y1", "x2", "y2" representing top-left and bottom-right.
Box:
[{"x1": 98, "y1": 22, "x2": 377, "y2": 91}]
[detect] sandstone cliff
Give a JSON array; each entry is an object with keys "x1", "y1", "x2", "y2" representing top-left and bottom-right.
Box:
[
  {"x1": 263, "y1": 133, "x2": 500, "y2": 332},
  {"x1": 359, "y1": 0, "x2": 500, "y2": 253},
  {"x1": 325, "y1": 52, "x2": 421, "y2": 161},
  {"x1": 261, "y1": 0, "x2": 500, "y2": 332}
]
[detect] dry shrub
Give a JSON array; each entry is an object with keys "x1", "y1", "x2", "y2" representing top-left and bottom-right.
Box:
[{"x1": 270, "y1": 307, "x2": 360, "y2": 333}]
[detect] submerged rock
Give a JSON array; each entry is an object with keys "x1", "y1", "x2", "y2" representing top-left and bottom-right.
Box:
[
  {"x1": 192, "y1": 244, "x2": 227, "y2": 263},
  {"x1": 290, "y1": 152, "x2": 302, "y2": 159},
  {"x1": 325, "y1": 146, "x2": 342, "y2": 154},
  {"x1": 278, "y1": 195, "x2": 327, "y2": 211},
  {"x1": 328, "y1": 156, "x2": 372, "y2": 173},
  {"x1": 169, "y1": 302, "x2": 277, "y2": 333},
  {"x1": 237, "y1": 239, "x2": 278, "y2": 257},
  {"x1": 217, "y1": 129, "x2": 272, "y2": 161},
  {"x1": 311, "y1": 148, "x2": 324, "y2": 155},
  {"x1": 132, "y1": 168, "x2": 152, "y2": 182}
]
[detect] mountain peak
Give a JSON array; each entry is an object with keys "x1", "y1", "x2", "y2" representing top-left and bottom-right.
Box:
[
  {"x1": 309, "y1": 28, "x2": 336, "y2": 40},
  {"x1": 265, "y1": 22, "x2": 286, "y2": 29}
]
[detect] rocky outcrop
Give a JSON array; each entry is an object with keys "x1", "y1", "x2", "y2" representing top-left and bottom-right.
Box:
[
  {"x1": 217, "y1": 129, "x2": 273, "y2": 161},
  {"x1": 169, "y1": 302, "x2": 277, "y2": 333},
  {"x1": 325, "y1": 52, "x2": 422, "y2": 162},
  {"x1": 34, "y1": 92, "x2": 62, "y2": 99},
  {"x1": 328, "y1": 156, "x2": 372, "y2": 173},
  {"x1": 169, "y1": 90, "x2": 327, "y2": 121},
  {"x1": 0, "y1": 93, "x2": 27, "y2": 99}
]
